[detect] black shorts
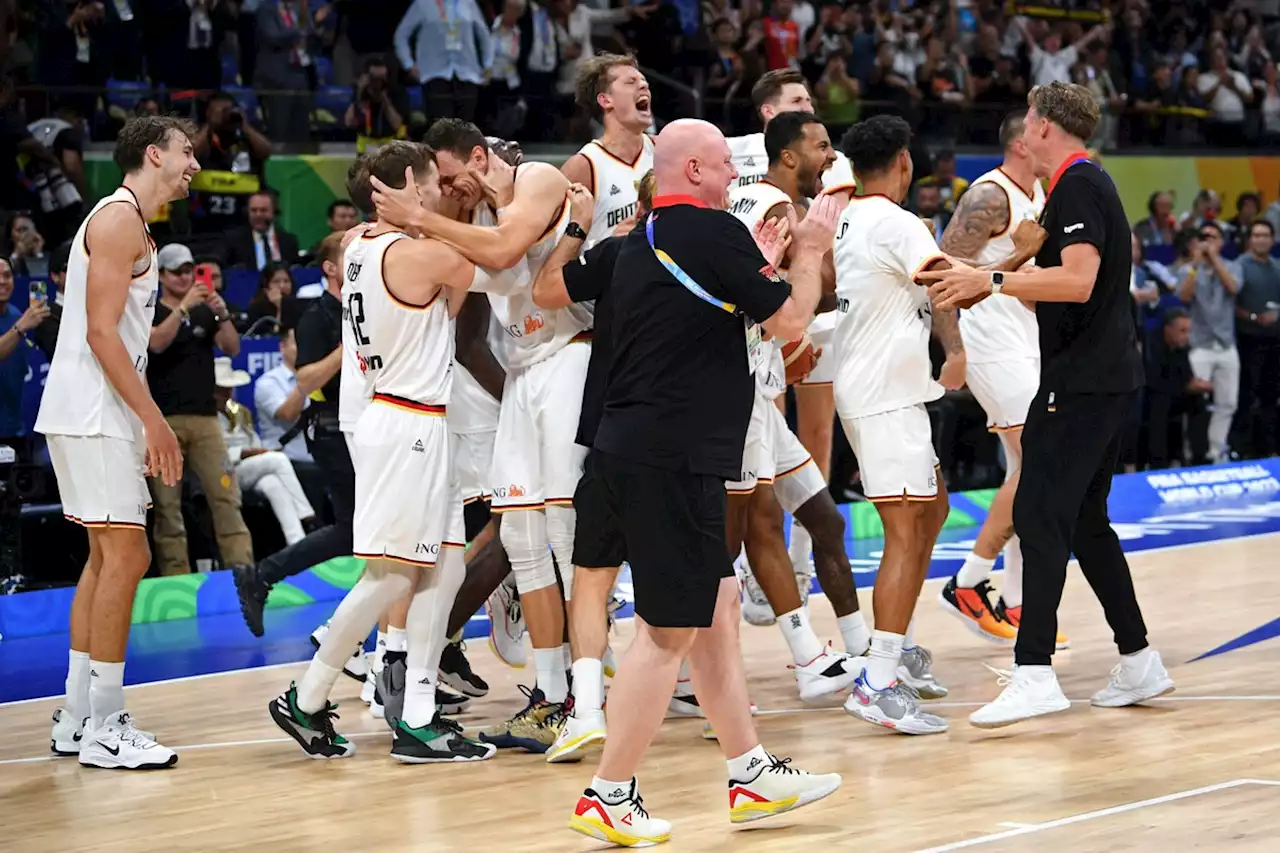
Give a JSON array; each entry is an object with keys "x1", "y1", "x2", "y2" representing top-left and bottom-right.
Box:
[
  {"x1": 571, "y1": 449, "x2": 626, "y2": 569},
  {"x1": 591, "y1": 450, "x2": 733, "y2": 628}
]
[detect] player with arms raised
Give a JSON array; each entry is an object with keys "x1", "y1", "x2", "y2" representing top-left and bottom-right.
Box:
[{"x1": 38, "y1": 116, "x2": 197, "y2": 769}]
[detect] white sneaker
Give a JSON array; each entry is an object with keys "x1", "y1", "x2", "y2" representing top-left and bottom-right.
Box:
[
  {"x1": 845, "y1": 676, "x2": 948, "y2": 734},
  {"x1": 969, "y1": 665, "x2": 1071, "y2": 729},
  {"x1": 795, "y1": 566, "x2": 813, "y2": 608},
  {"x1": 361, "y1": 667, "x2": 376, "y2": 704},
  {"x1": 546, "y1": 709, "x2": 606, "y2": 764},
  {"x1": 309, "y1": 622, "x2": 367, "y2": 681},
  {"x1": 668, "y1": 680, "x2": 704, "y2": 718},
  {"x1": 78, "y1": 711, "x2": 177, "y2": 770},
  {"x1": 1091, "y1": 650, "x2": 1175, "y2": 707},
  {"x1": 897, "y1": 645, "x2": 949, "y2": 699},
  {"x1": 728, "y1": 753, "x2": 842, "y2": 824},
  {"x1": 792, "y1": 643, "x2": 861, "y2": 702},
  {"x1": 739, "y1": 563, "x2": 777, "y2": 627},
  {"x1": 570, "y1": 778, "x2": 672, "y2": 847},
  {"x1": 51, "y1": 707, "x2": 85, "y2": 755},
  {"x1": 486, "y1": 577, "x2": 527, "y2": 668}
]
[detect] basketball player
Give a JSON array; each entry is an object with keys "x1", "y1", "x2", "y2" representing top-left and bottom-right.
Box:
[
  {"x1": 38, "y1": 116, "x2": 196, "y2": 769},
  {"x1": 370, "y1": 118, "x2": 586, "y2": 752},
  {"x1": 269, "y1": 141, "x2": 494, "y2": 762},
  {"x1": 934, "y1": 113, "x2": 1067, "y2": 651},
  {"x1": 728, "y1": 69, "x2": 854, "y2": 607}
]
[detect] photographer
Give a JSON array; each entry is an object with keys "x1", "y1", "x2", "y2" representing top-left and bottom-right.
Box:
[
  {"x1": 344, "y1": 55, "x2": 409, "y2": 152},
  {"x1": 189, "y1": 92, "x2": 274, "y2": 236}
]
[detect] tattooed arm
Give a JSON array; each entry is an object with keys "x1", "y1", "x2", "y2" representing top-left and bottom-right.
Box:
[{"x1": 937, "y1": 182, "x2": 1010, "y2": 263}]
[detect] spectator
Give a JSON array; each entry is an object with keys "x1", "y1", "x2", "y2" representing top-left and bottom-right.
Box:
[
  {"x1": 0, "y1": 258, "x2": 49, "y2": 437},
  {"x1": 864, "y1": 39, "x2": 918, "y2": 119},
  {"x1": 345, "y1": 55, "x2": 409, "y2": 152},
  {"x1": 912, "y1": 178, "x2": 948, "y2": 238},
  {"x1": 1262, "y1": 60, "x2": 1280, "y2": 144},
  {"x1": 1143, "y1": 308, "x2": 1210, "y2": 469},
  {"x1": 706, "y1": 18, "x2": 745, "y2": 107},
  {"x1": 916, "y1": 36, "x2": 970, "y2": 139},
  {"x1": 255, "y1": 0, "x2": 315, "y2": 143},
  {"x1": 1133, "y1": 59, "x2": 1180, "y2": 146},
  {"x1": 1229, "y1": 192, "x2": 1263, "y2": 252},
  {"x1": 930, "y1": 149, "x2": 967, "y2": 213},
  {"x1": 815, "y1": 53, "x2": 859, "y2": 127},
  {"x1": 969, "y1": 24, "x2": 1026, "y2": 143},
  {"x1": 215, "y1": 358, "x2": 316, "y2": 546},
  {"x1": 7, "y1": 213, "x2": 50, "y2": 279},
  {"x1": 394, "y1": 0, "x2": 492, "y2": 123},
  {"x1": 762, "y1": 0, "x2": 801, "y2": 71},
  {"x1": 1079, "y1": 41, "x2": 1124, "y2": 149},
  {"x1": 190, "y1": 92, "x2": 273, "y2": 237},
  {"x1": 487, "y1": 0, "x2": 529, "y2": 139},
  {"x1": 1176, "y1": 221, "x2": 1240, "y2": 463},
  {"x1": 330, "y1": 0, "x2": 413, "y2": 85},
  {"x1": 25, "y1": 107, "x2": 86, "y2": 246},
  {"x1": 1134, "y1": 190, "x2": 1178, "y2": 248},
  {"x1": 135, "y1": 98, "x2": 161, "y2": 117},
  {"x1": 146, "y1": 244, "x2": 253, "y2": 576},
  {"x1": 801, "y1": 0, "x2": 846, "y2": 83},
  {"x1": 1233, "y1": 219, "x2": 1280, "y2": 458},
  {"x1": 254, "y1": 327, "x2": 312, "y2": 462},
  {"x1": 1197, "y1": 46, "x2": 1252, "y2": 147},
  {"x1": 1181, "y1": 189, "x2": 1222, "y2": 231},
  {"x1": 308, "y1": 200, "x2": 360, "y2": 259},
  {"x1": 148, "y1": 0, "x2": 232, "y2": 92},
  {"x1": 1017, "y1": 17, "x2": 1108, "y2": 87},
  {"x1": 1173, "y1": 65, "x2": 1209, "y2": 146},
  {"x1": 243, "y1": 262, "x2": 296, "y2": 334},
  {"x1": 223, "y1": 191, "x2": 301, "y2": 270},
  {"x1": 1266, "y1": 182, "x2": 1280, "y2": 238},
  {"x1": 1132, "y1": 232, "x2": 1180, "y2": 336}
]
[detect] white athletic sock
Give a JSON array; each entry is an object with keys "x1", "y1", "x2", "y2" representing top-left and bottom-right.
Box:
[
  {"x1": 903, "y1": 619, "x2": 917, "y2": 651},
  {"x1": 837, "y1": 612, "x2": 871, "y2": 657},
  {"x1": 1002, "y1": 535, "x2": 1024, "y2": 607},
  {"x1": 788, "y1": 521, "x2": 813, "y2": 572},
  {"x1": 534, "y1": 646, "x2": 568, "y2": 703},
  {"x1": 386, "y1": 626, "x2": 408, "y2": 653},
  {"x1": 776, "y1": 606, "x2": 824, "y2": 665},
  {"x1": 726, "y1": 743, "x2": 769, "y2": 781},
  {"x1": 296, "y1": 659, "x2": 344, "y2": 714},
  {"x1": 66, "y1": 649, "x2": 90, "y2": 722},
  {"x1": 402, "y1": 666, "x2": 437, "y2": 727},
  {"x1": 562, "y1": 642, "x2": 573, "y2": 673},
  {"x1": 372, "y1": 631, "x2": 389, "y2": 673},
  {"x1": 572, "y1": 657, "x2": 604, "y2": 714},
  {"x1": 864, "y1": 631, "x2": 904, "y2": 691},
  {"x1": 956, "y1": 553, "x2": 996, "y2": 588},
  {"x1": 593, "y1": 776, "x2": 634, "y2": 802},
  {"x1": 87, "y1": 660, "x2": 125, "y2": 730}
]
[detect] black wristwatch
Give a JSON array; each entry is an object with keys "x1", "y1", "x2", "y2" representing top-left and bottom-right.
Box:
[{"x1": 566, "y1": 221, "x2": 588, "y2": 240}]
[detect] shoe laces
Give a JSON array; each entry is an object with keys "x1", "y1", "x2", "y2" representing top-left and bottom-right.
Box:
[
  {"x1": 115, "y1": 713, "x2": 155, "y2": 747},
  {"x1": 983, "y1": 664, "x2": 1039, "y2": 702},
  {"x1": 620, "y1": 780, "x2": 650, "y2": 819},
  {"x1": 1105, "y1": 662, "x2": 1127, "y2": 688},
  {"x1": 741, "y1": 569, "x2": 769, "y2": 605},
  {"x1": 764, "y1": 754, "x2": 800, "y2": 776},
  {"x1": 448, "y1": 641, "x2": 475, "y2": 677},
  {"x1": 305, "y1": 702, "x2": 343, "y2": 740},
  {"x1": 432, "y1": 712, "x2": 464, "y2": 736},
  {"x1": 506, "y1": 595, "x2": 523, "y2": 630}
]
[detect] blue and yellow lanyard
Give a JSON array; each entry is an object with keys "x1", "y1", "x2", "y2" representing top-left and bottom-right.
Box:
[{"x1": 645, "y1": 212, "x2": 737, "y2": 314}]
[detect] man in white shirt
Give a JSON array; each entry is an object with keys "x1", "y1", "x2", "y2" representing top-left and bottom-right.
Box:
[
  {"x1": 1197, "y1": 47, "x2": 1252, "y2": 145},
  {"x1": 254, "y1": 327, "x2": 313, "y2": 462},
  {"x1": 1016, "y1": 18, "x2": 1108, "y2": 87}
]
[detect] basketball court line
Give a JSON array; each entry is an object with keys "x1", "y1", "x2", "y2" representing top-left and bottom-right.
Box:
[{"x1": 912, "y1": 779, "x2": 1280, "y2": 852}]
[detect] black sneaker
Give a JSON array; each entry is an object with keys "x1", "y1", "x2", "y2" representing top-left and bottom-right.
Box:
[
  {"x1": 268, "y1": 683, "x2": 355, "y2": 759},
  {"x1": 378, "y1": 650, "x2": 408, "y2": 730},
  {"x1": 232, "y1": 564, "x2": 268, "y2": 638},
  {"x1": 390, "y1": 712, "x2": 496, "y2": 764},
  {"x1": 438, "y1": 687, "x2": 472, "y2": 715},
  {"x1": 439, "y1": 641, "x2": 489, "y2": 698}
]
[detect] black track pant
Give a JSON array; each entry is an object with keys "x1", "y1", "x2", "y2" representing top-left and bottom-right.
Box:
[{"x1": 1013, "y1": 388, "x2": 1149, "y2": 666}]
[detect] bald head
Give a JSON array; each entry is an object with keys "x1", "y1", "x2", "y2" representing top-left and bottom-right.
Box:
[{"x1": 653, "y1": 119, "x2": 736, "y2": 210}]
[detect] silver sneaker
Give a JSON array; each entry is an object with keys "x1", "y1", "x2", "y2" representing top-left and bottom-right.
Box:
[
  {"x1": 844, "y1": 677, "x2": 948, "y2": 735},
  {"x1": 739, "y1": 563, "x2": 777, "y2": 627},
  {"x1": 1091, "y1": 650, "x2": 1175, "y2": 707},
  {"x1": 897, "y1": 645, "x2": 948, "y2": 699}
]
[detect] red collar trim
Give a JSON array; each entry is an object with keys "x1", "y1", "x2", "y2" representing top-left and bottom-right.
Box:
[
  {"x1": 651, "y1": 194, "x2": 710, "y2": 209},
  {"x1": 1047, "y1": 152, "x2": 1092, "y2": 196}
]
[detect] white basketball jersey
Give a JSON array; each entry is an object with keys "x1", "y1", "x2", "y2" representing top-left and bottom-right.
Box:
[
  {"x1": 36, "y1": 187, "x2": 157, "y2": 441},
  {"x1": 728, "y1": 179, "x2": 792, "y2": 401},
  {"x1": 577, "y1": 136, "x2": 655, "y2": 249},
  {"x1": 958, "y1": 168, "x2": 1045, "y2": 365},
  {"x1": 339, "y1": 257, "x2": 373, "y2": 434},
  {"x1": 831, "y1": 195, "x2": 946, "y2": 420},
  {"x1": 344, "y1": 230, "x2": 454, "y2": 407},
  {"x1": 449, "y1": 314, "x2": 507, "y2": 435},
  {"x1": 728, "y1": 132, "x2": 855, "y2": 192},
  {"x1": 474, "y1": 200, "x2": 593, "y2": 370}
]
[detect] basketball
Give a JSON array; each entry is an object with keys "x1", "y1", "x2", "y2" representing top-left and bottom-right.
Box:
[{"x1": 781, "y1": 333, "x2": 819, "y2": 384}]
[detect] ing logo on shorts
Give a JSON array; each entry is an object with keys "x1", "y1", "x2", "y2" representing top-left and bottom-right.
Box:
[
  {"x1": 492, "y1": 484, "x2": 527, "y2": 499},
  {"x1": 415, "y1": 542, "x2": 440, "y2": 556}
]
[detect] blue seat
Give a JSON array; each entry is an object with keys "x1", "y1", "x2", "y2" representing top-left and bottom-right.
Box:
[
  {"x1": 406, "y1": 85, "x2": 426, "y2": 126},
  {"x1": 221, "y1": 53, "x2": 241, "y2": 86},
  {"x1": 313, "y1": 56, "x2": 334, "y2": 86},
  {"x1": 104, "y1": 79, "x2": 152, "y2": 122},
  {"x1": 312, "y1": 85, "x2": 353, "y2": 127}
]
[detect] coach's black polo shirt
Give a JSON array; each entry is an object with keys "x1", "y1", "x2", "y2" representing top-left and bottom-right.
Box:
[
  {"x1": 592, "y1": 195, "x2": 791, "y2": 481},
  {"x1": 1035, "y1": 158, "x2": 1144, "y2": 394},
  {"x1": 295, "y1": 290, "x2": 343, "y2": 411},
  {"x1": 564, "y1": 235, "x2": 624, "y2": 448}
]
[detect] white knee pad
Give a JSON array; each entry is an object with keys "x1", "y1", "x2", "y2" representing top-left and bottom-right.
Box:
[
  {"x1": 544, "y1": 504, "x2": 576, "y2": 602},
  {"x1": 499, "y1": 510, "x2": 558, "y2": 594}
]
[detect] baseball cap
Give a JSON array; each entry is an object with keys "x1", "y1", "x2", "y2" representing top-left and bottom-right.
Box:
[{"x1": 157, "y1": 243, "x2": 195, "y2": 271}]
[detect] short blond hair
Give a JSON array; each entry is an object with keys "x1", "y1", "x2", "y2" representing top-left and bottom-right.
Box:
[
  {"x1": 574, "y1": 54, "x2": 639, "y2": 121},
  {"x1": 1028, "y1": 82, "x2": 1100, "y2": 142},
  {"x1": 317, "y1": 231, "x2": 346, "y2": 269}
]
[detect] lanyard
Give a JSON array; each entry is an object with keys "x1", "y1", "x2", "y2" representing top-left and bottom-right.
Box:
[
  {"x1": 645, "y1": 212, "x2": 736, "y2": 313},
  {"x1": 1047, "y1": 153, "x2": 1095, "y2": 197},
  {"x1": 435, "y1": 0, "x2": 459, "y2": 25}
]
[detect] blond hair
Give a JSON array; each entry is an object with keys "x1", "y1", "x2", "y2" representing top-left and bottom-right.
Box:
[
  {"x1": 574, "y1": 54, "x2": 639, "y2": 121},
  {"x1": 1027, "y1": 82, "x2": 1101, "y2": 142}
]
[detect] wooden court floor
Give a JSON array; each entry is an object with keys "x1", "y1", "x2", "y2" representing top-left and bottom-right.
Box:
[{"x1": 2, "y1": 534, "x2": 1278, "y2": 853}]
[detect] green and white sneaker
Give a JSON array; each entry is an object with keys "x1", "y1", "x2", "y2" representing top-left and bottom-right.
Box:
[
  {"x1": 390, "y1": 713, "x2": 497, "y2": 763},
  {"x1": 269, "y1": 683, "x2": 356, "y2": 759}
]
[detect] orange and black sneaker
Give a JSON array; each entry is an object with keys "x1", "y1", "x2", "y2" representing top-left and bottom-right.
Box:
[
  {"x1": 994, "y1": 598, "x2": 1071, "y2": 650},
  {"x1": 939, "y1": 577, "x2": 1016, "y2": 643}
]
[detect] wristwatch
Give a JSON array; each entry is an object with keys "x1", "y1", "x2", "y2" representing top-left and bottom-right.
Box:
[
  {"x1": 566, "y1": 221, "x2": 588, "y2": 240},
  {"x1": 990, "y1": 271, "x2": 1005, "y2": 295}
]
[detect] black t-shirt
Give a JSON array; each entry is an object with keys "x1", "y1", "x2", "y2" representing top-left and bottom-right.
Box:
[
  {"x1": 1035, "y1": 162, "x2": 1144, "y2": 394},
  {"x1": 593, "y1": 201, "x2": 791, "y2": 480},
  {"x1": 296, "y1": 291, "x2": 343, "y2": 409},
  {"x1": 148, "y1": 302, "x2": 219, "y2": 416},
  {"x1": 565, "y1": 235, "x2": 624, "y2": 448}
]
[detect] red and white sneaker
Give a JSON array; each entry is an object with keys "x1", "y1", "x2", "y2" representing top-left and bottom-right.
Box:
[
  {"x1": 728, "y1": 753, "x2": 842, "y2": 824},
  {"x1": 569, "y1": 778, "x2": 672, "y2": 847},
  {"x1": 791, "y1": 643, "x2": 861, "y2": 702}
]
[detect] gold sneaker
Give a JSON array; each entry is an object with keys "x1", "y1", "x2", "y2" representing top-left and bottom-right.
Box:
[{"x1": 479, "y1": 685, "x2": 565, "y2": 753}]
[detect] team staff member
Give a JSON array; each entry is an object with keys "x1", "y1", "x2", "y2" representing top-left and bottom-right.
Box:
[
  {"x1": 924, "y1": 82, "x2": 1174, "y2": 729},
  {"x1": 566, "y1": 119, "x2": 841, "y2": 848}
]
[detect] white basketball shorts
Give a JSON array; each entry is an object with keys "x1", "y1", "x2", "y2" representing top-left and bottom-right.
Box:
[
  {"x1": 454, "y1": 428, "x2": 496, "y2": 504},
  {"x1": 726, "y1": 392, "x2": 776, "y2": 495},
  {"x1": 841, "y1": 403, "x2": 940, "y2": 502},
  {"x1": 767, "y1": 403, "x2": 825, "y2": 514},
  {"x1": 46, "y1": 434, "x2": 150, "y2": 528},
  {"x1": 490, "y1": 340, "x2": 591, "y2": 511},
  {"x1": 352, "y1": 396, "x2": 465, "y2": 567},
  {"x1": 965, "y1": 356, "x2": 1040, "y2": 432}
]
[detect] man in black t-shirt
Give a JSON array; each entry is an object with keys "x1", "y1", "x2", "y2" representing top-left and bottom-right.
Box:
[
  {"x1": 925, "y1": 82, "x2": 1170, "y2": 731},
  {"x1": 555, "y1": 120, "x2": 843, "y2": 846},
  {"x1": 147, "y1": 243, "x2": 253, "y2": 577}
]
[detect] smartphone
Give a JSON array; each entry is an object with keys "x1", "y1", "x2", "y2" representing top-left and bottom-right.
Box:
[
  {"x1": 194, "y1": 263, "x2": 216, "y2": 291},
  {"x1": 28, "y1": 280, "x2": 47, "y2": 303}
]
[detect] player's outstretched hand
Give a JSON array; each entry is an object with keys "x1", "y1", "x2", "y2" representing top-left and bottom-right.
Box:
[
  {"x1": 751, "y1": 216, "x2": 791, "y2": 270},
  {"x1": 792, "y1": 194, "x2": 839, "y2": 252},
  {"x1": 144, "y1": 413, "x2": 183, "y2": 487},
  {"x1": 370, "y1": 166, "x2": 422, "y2": 230},
  {"x1": 1011, "y1": 219, "x2": 1047, "y2": 255}
]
